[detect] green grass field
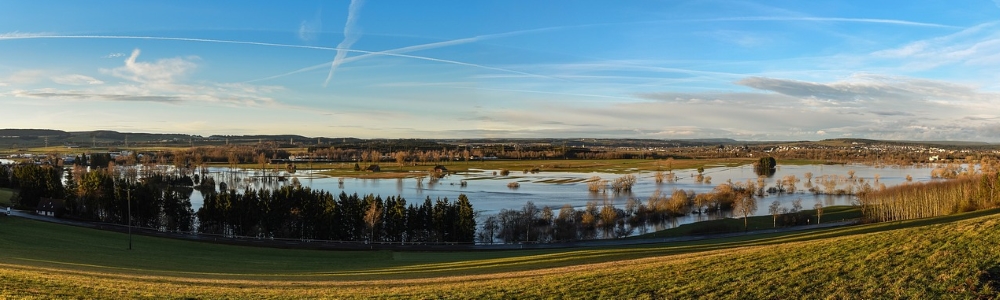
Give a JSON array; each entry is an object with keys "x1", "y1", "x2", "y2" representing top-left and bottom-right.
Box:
[{"x1": 1, "y1": 207, "x2": 998, "y2": 298}]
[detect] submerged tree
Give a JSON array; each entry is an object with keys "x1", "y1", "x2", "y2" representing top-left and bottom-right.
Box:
[{"x1": 754, "y1": 156, "x2": 777, "y2": 177}]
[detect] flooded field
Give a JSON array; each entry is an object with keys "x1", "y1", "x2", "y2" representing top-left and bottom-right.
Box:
[{"x1": 188, "y1": 163, "x2": 944, "y2": 230}]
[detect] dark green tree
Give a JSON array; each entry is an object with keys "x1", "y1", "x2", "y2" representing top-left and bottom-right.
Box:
[{"x1": 754, "y1": 156, "x2": 777, "y2": 177}]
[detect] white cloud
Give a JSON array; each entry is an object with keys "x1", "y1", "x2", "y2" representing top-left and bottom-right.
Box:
[
  {"x1": 103, "y1": 53, "x2": 125, "y2": 59},
  {"x1": 298, "y1": 8, "x2": 323, "y2": 42},
  {"x1": 102, "y1": 49, "x2": 197, "y2": 84},
  {"x1": 11, "y1": 89, "x2": 182, "y2": 103},
  {"x1": 628, "y1": 74, "x2": 1000, "y2": 141},
  {"x1": 10, "y1": 82, "x2": 279, "y2": 106},
  {"x1": 2, "y1": 70, "x2": 46, "y2": 84},
  {"x1": 298, "y1": 20, "x2": 321, "y2": 42},
  {"x1": 9, "y1": 48, "x2": 281, "y2": 107},
  {"x1": 51, "y1": 74, "x2": 103, "y2": 85},
  {"x1": 736, "y1": 74, "x2": 995, "y2": 106},
  {"x1": 871, "y1": 22, "x2": 1000, "y2": 70}
]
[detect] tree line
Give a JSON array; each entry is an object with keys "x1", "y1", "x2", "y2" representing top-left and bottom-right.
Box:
[
  {"x1": 481, "y1": 180, "x2": 759, "y2": 244},
  {"x1": 0, "y1": 163, "x2": 65, "y2": 208},
  {"x1": 1, "y1": 162, "x2": 196, "y2": 232},
  {"x1": 197, "y1": 186, "x2": 476, "y2": 243},
  {"x1": 1, "y1": 162, "x2": 476, "y2": 244},
  {"x1": 858, "y1": 170, "x2": 1000, "y2": 222}
]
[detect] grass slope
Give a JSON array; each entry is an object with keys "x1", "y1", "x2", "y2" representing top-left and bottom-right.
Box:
[{"x1": 1, "y1": 209, "x2": 999, "y2": 298}]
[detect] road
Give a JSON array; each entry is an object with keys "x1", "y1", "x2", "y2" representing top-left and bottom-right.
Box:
[{"x1": 2, "y1": 208, "x2": 857, "y2": 251}]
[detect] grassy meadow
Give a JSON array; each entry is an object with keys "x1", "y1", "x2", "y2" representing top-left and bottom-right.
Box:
[{"x1": 1, "y1": 208, "x2": 998, "y2": 298}]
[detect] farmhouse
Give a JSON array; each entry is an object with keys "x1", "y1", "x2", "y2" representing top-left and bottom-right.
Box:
[{"x1": 36, "y1": 198, "x2": 65, "y2": 217}]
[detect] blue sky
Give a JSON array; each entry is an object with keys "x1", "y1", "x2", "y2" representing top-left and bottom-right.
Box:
[{"x1": 2, "y1": 0, "x2": 1000, "y2": 141}]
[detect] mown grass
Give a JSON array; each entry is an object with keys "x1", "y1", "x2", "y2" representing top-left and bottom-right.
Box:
[{"x1": 2, "y1": 208, "x2": 999, "y2": 298}]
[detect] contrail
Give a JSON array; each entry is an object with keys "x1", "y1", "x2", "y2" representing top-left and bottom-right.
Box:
[
  {"x1": 249, "y1": 16, "x2": 957, "y2": 83},
  {"x1": 0, "y1": 34, "x2": 355, "y2": 51},
  {"x1": 706, "y1": 17, "x2": 960, "y2": 29},
  {"x1": 246, "y1": 26, "x2": 566, "y2": 83},
  {"x1": 0, "y1": 34, "x2": 561, "y2": 80},
  {"x1": 325, "y1": 0, "x2": 365, "y2": 87}
]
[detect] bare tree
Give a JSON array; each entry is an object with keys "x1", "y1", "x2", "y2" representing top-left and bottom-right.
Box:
[
  {"x1": 733, "y1": 181, "x2": 758, "y2": 231},
  {"x1": 587, "y1": 176, "x2": 607, "y2": 193},
  {"x1": 364, "y1": 201, "x2": 382, "y2": 244},
  {"x1": 781, "y1": 175, "x2": 799, "y2": 193},
  {"x1": 599, "y1": 199, "x2": 617, "y2": 238},
  {"x1": 814, "y1": 201, "x2": 824, "y2": 224},
  {"x1": 769, "y1": 200, "x2": 781, "y2": 228},
  {"x1": 479, "y1": 215, "x2": 499, "y2": 244},
  {"x1": 256, "y1": 153, "x2": 268, "y2": 176},
  {"x1": 227, "y1": 151, "x2": 238, "y2": 170},
  {"x1": 611, "y1": 174, "x2": 637, "y2": 193},
  {"x1": 395, "y1": 151, "x2": 407, "y2": 169},
  {"x1": 668, "y1": 190, "x2": 690, "y2": 215}
]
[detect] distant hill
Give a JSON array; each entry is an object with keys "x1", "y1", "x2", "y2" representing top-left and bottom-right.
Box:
[
  {"x1": 0, "y1": 129, "x2": 72, "y2": 138},
  {"x1": 0, "y1": 128, "x2": 994, "y2": 150},
  {"x1": 819, "y1": 138, "x2": 992, "y2": 148},
  {"x1": 0, "y1": 129, "x2": 202, "y2": 149},
  {"x1": 209, "y1": 134, "x2": 311, "y2": 142}
]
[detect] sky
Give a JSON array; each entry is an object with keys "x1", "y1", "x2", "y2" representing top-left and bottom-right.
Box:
[{"x1": 2, "y1": 1, "x2": 1000, "y2": 141}]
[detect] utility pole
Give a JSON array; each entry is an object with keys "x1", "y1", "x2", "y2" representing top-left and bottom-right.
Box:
[{"x1": 128, "y1": 180, "x2": 132, "y2": 250}]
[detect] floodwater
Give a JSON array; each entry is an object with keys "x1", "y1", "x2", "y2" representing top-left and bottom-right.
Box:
[{"x1": 188, "y1": 163, "x2": 944, "y2": 230}]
